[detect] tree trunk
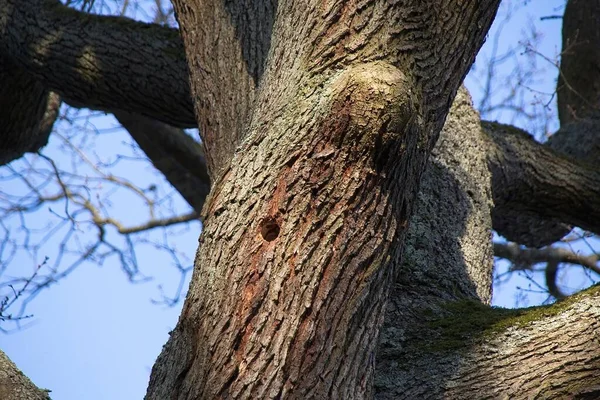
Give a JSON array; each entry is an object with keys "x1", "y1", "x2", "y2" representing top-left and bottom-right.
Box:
[
  {"x1": 3, "y1": 0, "x2": 600, "y2": 399},
  {"x1": 147, "y1": 1, "x2": 499, "y2": 398}
]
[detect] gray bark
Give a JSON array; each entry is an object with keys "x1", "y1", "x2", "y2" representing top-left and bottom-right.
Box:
[
  {"x1": 0, "y1": 56, "x2": 60, "y2": 165},
  {"x1": 377, "y1": 283, "x2": 600, "y2": 399},
  {"x1": 146, "y1": 1, "x2": 499, "y2": 398},
  {"x1": 376, "y1": 86, "x2": 495, "y2": 397},
  {"x1": 0, "y1": 0, "x2": 194, "y2": 128},
  {"x1": 1, "y1": 0, "x2": 600, "y2": 399},
  {"x1": 0, "y1": 350, "x2": 51, "y2": 400}
]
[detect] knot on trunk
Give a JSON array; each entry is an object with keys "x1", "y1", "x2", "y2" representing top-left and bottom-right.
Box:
[{"x1": 326, "y1": 61, "x2": 423, "y2": 170}]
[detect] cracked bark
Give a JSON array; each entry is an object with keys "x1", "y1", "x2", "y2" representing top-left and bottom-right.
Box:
[
  {"x1": 377, "y1": 285, "x2": 600, "y2": 399},
  {"x1": 0, "y1": 350, "x2": 51, "y2": 400},
  {"x1": 0, "y1": 0, "x2": 194, "y2": 128},
  {"x1": 2, "y1": 0, "x2": 600, "y2": 398},
  {"x1": 146, "y1": 1, "x2": 499, "y2": 398}
]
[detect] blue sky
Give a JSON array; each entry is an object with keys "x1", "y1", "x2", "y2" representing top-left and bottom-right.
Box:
[{"x1": 0, "y1": 2, "x2": 584, "y2": 399}]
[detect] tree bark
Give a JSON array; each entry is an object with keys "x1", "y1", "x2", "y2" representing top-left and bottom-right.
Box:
[
  {"x1": 377, "y1": 284, "x2": 600, "y2": 399},
  {"x1": 0, "y1": 56, "x2": 60, "y2": 165},
  {"x1": 3, "y1": 0, "x2": 600, "y2": 399},
  {"x1": 146, "y1": 1, "x2": 499, "y2": 398},
  {"x1": 0, "y1": 350, "x2": 51, "y2": 400},
  {"x1": 0, "y1": 0, "x2": 194, "y2": 128},
  {"x1": 376, "y1": 87, "x2": 600, "y2": 399}
]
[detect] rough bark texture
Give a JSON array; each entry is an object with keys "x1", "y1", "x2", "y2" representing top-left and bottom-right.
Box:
[
  {"x1": 149, "y1": 60, "x2": 425, "y2": 400},
  {"x1": 557, "y1": 0, "x2": 600, "y2": 124},
  {"x1": 547, "y1": 116, "x2": 600, "y2": 164},
  {"x1": 376, "y1": 87, "x2": 495, "y2": 397},
  {"x1": 376, "y1": 88, "x2": 600, "y2": 399},
  {"x1": 171, "y1": 0, "x2": 276, "y2": 177},
  {"x1": 0, "y1": 350, "x2": 51, "y2": 400},
  {"x1": 0, "y1": 0, "x2": 194, "y2": 128},
  {"x1": 0, "y1": 56, "x2": 60, "y2": 165},
  {"x1": 146, "y1": 1, "x2": 499, "y2": 398},
  {"x1": 3, "y1": 0, "x2": 600, "y2": 399},
  {"x1": 377, "y1": 284, "x2": 600, "y2": 399}
]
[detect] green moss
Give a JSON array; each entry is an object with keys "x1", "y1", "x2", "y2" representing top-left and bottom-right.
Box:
[{"x1": 419, "y1": 283, "x2": 600, "y2": 353}]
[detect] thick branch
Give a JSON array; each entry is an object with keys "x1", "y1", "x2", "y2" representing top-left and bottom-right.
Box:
[
  {"x1": 485, "y1": 121, "x2": 600, "y2": 246},
  {"x1": 557, "y1": 0, "x2": 600, "y2": 124},
  {"x1": 377, "y1": 286, "x2": 600, "y2": 399},
  {"x1": 0, "y1": 350, "x2": 51, "y2": 400},
  {"x1": 113, "y1": 111, "x2": 210, "y2": 213},
  {"x1": 0, "y1": 0, "x2": 195, "y2": 128},
  {"x1": 0, "y1": 57, "x2": 61, "y2": 165}
]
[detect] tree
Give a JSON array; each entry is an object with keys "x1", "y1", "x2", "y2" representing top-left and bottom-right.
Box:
[{"x1": 1, "y1": 0, "x2": 600, "y2": 399}]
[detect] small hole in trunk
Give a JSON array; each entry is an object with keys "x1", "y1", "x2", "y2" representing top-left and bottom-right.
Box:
[{"x1": 260, "y1": 218, "x2": 280, "y2": 241}]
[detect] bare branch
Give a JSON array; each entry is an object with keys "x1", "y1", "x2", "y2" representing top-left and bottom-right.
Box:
[
  {"x1": 494, "y1": 241, "x2": 600, "y2": 300},
  {"x1": 113, "y1": 111, "x2": 210, "y2": 213},
  {"x1": 494, "y1": 242, "x2": 600, "y2": 275},
  {"x1": 92, "y1": 211, "x2": 200, "y2": 235}
]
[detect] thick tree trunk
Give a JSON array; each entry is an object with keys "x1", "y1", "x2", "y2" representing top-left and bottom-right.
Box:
[
  {"x1": 376, "y1": 88, "x2": 600, "y2": 399},
  {"x1": 3, "y1": 0, "x2": 600, "y2": 399},
  {"x1": 147, "y1": 1, "x2": 499, "y2": 398}
]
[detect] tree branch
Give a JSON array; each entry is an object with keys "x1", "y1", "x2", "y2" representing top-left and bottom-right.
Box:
[
  {"x1": 91, "y1": 211, "x2": 200, "y2": 235},
  {"x1": 485, "y1": 121, "x2": 600, "y2": 246},
  {"x1": 113, "y1": 111, "x2": 210, "y2": 213},
  {"x1": 494, "y1": 242, "x2": 600, "y2": 276},
  {"x1": 0, "y1": 0, "x2": 195, "y2": 128},
  {"x1": 0, "y1": 57, "x2": 61, "y2": 165},
  {"x1": 376, "y1": 285, "x2": 600, "y2": 398}
]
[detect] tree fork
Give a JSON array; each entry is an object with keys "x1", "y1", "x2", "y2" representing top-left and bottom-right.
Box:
[{"x1": 148, "y1": 1, "x2": 500, "y2": 398}]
